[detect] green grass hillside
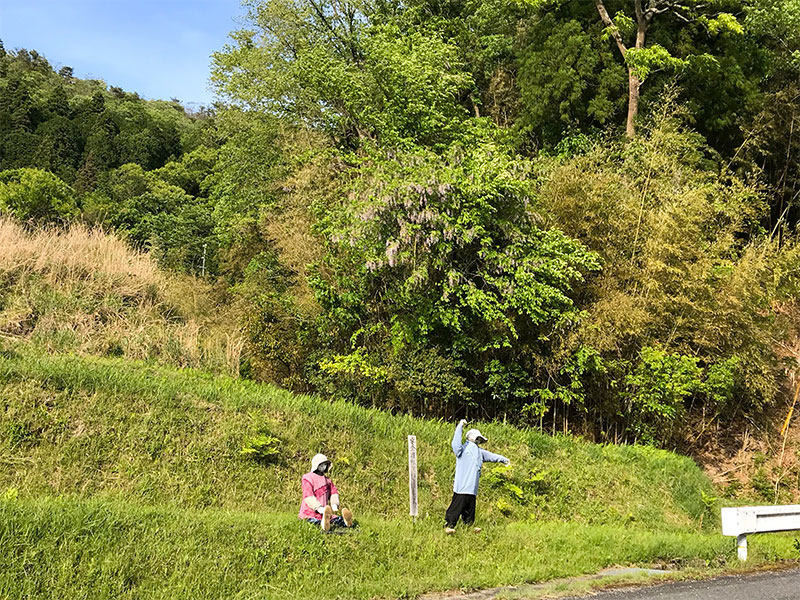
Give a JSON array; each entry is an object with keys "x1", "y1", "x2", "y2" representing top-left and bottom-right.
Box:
[
  {"x1": 0, "y1": 222, "x2": 796, "y2": 599},
  {"x1": 2, "y1": 343, "x2": 797, "y2": 600},
  {"x1": 0, "y1": 345, "x2": 713, "y2": 526}
]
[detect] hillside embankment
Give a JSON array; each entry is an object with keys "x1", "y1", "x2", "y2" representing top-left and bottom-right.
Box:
[
  {"x1": 1, "y1": 220, "x2": 799, "y2": 599},
  {"x1": 1, "y1": 346, "x2": 799, "y2": 600}
]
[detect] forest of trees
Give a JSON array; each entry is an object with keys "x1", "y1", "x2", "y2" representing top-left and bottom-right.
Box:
[
  {"x1": 3, "y1": 0, "x2": 800, "y2": 446},
  {"x1": 0, "y1": 41, "x2": 218, "y2": 272}
]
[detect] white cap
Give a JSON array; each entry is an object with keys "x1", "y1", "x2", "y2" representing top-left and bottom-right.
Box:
[
  {"x1": 311, "y1": 453, "x2": 330, "y2": 472},
  {"x1": 466, "y1": 429, "x2": 487, "y2": 444}
]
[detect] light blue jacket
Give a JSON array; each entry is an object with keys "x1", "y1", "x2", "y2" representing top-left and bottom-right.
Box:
[{"x1": 451, "y1": 422, "x2": 509, "y2": 495}]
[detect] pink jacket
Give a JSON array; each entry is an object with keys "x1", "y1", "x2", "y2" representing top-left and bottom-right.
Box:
[{"x1": 298, "y1": 472, "x2": 339, "y2": 519}]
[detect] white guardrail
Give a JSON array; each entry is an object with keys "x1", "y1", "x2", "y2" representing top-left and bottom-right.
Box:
[{"x1": 721, "y1": 505, "x2": 800, "y2": 560}]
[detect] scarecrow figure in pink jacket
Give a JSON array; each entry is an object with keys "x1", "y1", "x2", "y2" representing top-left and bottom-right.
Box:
[{"x1": 298, "y1": 453, "x2": 354, "y2": 531}]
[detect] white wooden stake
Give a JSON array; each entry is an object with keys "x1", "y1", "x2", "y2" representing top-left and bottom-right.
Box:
[{"x1": 408, "y1": 435, "x2": 418, "y2": 519}]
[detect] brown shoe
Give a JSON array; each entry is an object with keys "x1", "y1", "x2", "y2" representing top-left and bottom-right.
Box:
[
  {"x1": 342, "y1": 507, "x2": 353, "y2": 527},
  {"x1": 444, "y1": 527, "x2": 456, "y2": 534},
  {"x1": 322, "y1": 505, "x2": 332, "y2": 531}
]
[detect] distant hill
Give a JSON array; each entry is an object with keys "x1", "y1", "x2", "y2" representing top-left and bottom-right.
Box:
[{"x1": 0, "y1": 43, "x2": 208, "y2": 183}]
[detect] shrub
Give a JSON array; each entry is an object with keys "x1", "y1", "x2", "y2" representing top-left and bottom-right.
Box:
[
  {"x1": 239, "y1": 434, "x2": 282, "y2": 464},
  {"x1": 0, "y1": 168, "x2": 79, "y2": 224},
  {"x1": 310, "y1": 136, "x2": 599, "y2": 417}
]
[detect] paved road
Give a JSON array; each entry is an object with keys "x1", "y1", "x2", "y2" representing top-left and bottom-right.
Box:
[{"x1": 562, "y1": 568, "x2": 800, "y2": 599}]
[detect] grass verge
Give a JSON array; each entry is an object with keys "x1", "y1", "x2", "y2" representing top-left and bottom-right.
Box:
[{"x1": 0, "y1": 495, "x2": 761, "y2": 600}]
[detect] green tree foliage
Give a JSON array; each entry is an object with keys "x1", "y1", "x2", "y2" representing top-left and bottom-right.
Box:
[
  {"x1": 82, "y1": 111, "x2": 119, "y2": 171},
  {"x1": 516, "y1": 15, "x2": 627, "y2": 144},
  {"x1": 383, "y1": 0, "x2": 537, "y2": 123},
  {"x1": 208, "y1": 109, "x2": 286, "y2": 257},
  {"x1": 0, "y1": 168, "x2": 79, "y2": 223},
  {"x1": 309, "y1": 136, "x2": 599, "y2": 414},
  {"x1": 207, "y1": 0, "x2": 800, "y2": 440},
  {"x1": 84, "y1": 161, "x2": 218, "y2": 274},
  {"x1": 590, "y1": 0, "x2": 748, "y2": 137},
  {"x1": 34, "y1": 116, "x2": 82, "y2": 181},
  {"x1": 113, "y1": 100, "x2": 182, "y2": 170},
  {"x1": 212, "y1": 5, "x2": 475, "y2": 150},
  {"x1": 211, "y1": 0, "x2": 604, "y2": 415},
  {"x1": 535, "y1": 105, "x2": 800, "y2": 443}
]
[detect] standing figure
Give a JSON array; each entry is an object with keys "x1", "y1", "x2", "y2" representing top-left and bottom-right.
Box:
[
  {"x1": 445, "y1": 419, "x2": 509, "y2": 533},
  {"x1": 298, "y1": 453, "x2": 354, "y2": 531}
]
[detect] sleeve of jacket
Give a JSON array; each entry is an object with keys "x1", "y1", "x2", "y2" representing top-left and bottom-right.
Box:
[
  {"x1": 302, "y1": 476, "x2": 321, "y2": 510},
  {"x1": 451, "y1": 422, "x2": 465, "y2": 457},
  {"x1": 480, "y1": 449, "x2": 509, "y2": 463}
]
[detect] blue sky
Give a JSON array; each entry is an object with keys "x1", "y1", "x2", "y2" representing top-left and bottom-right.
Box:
[{"x1": 0, "y1": 0, "x2": 246, "y2": 106}]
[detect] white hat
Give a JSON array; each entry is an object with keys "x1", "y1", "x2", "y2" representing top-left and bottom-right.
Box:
[
  {"x1": 466, "y1": 429, "x2": 487, "y2": 444},
  {"x1": 311, "y1": 453, "x2": 330, "y2": 472}
]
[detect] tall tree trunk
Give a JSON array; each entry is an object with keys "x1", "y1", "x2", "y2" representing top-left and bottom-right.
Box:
[
  {"x1": 595, "y1": 0, "x2": 650, "y2": 138},
  {"x1": 626, "y1": 8, "x2": 648, "y2": 138}
]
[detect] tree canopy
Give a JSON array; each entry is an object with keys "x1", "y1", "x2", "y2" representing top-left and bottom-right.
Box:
[{"x1": 3, "y1": 0, "x2": 800, "y2": 445}]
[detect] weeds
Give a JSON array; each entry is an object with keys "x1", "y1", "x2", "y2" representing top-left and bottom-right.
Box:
[
  {"x1": 0, "y1": 218, "x2": 243, "y2": 374},
  {"x1": 240, "y1": 434, "x2": 282, "y2": 463}
]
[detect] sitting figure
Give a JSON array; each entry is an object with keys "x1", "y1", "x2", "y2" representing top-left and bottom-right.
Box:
[{"x1": 298, "y1": 453, "x2": 354, "y2": 531}]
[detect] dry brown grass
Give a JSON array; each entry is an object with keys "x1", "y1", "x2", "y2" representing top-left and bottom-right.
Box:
[
  {"x1": 0, "y1": 218, "x2": 166, "y2": 299},
  {"x1": 0, "y1": 218, "x2": 244, "y2": 375}
]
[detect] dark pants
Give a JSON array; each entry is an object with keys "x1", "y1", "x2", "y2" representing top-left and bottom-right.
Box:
[
  {"x1": 445, "y1": 492, "x2": 476, "y2": 528},
  {"x1": 305, "y1": 515, "x2": 348, "y2": 528}
]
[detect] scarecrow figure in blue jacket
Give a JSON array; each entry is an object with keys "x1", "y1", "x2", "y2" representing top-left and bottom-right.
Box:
[{"x1": 445, "y1": 419, "x2": 510, "y2": 534}]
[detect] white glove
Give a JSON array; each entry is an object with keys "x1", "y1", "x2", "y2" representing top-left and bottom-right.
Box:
[
  {"x1": 459, "y1": 419, "x2": 468, "y2": 427},
  {"x1": 504, "y1": 460, "x2": 511, "y2": 467},
  {"x1": 331, "y1": 504, "x2": 339, "y2": 512},
  {"x1": 316, "y1": 506, "x2": 325, "y2": 515}
]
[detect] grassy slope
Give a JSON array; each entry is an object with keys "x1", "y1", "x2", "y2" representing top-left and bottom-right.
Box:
[
  {"x1": 0, "y1": 347, "x2": 713, "y2": 526},
  {"x1": 0, "y1": 345, "x2": 791, "y2": 600},
  {"x1": 3, "y1": 345, "x2": 797, "y2": 599},
  {"x1": 0, "y1": 218, "x2": 241, "y2": 375}
]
